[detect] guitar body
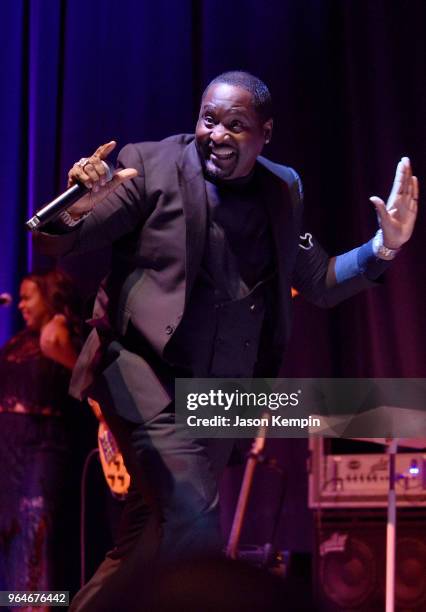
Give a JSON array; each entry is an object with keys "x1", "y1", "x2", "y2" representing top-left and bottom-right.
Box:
[
  {"x1": 88, "y1": 398, "x2": 131, "y2": 498},
  {"x1": 97, "y1": 421, "x2": 131, "y2": 498}
]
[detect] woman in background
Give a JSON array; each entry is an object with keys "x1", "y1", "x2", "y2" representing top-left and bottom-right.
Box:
[{"x1": 0, "y1": 269, "x2": 82, "y2": 600}]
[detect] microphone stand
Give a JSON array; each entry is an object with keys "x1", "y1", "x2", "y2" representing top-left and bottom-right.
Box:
[
  {"x1": 226, "y1": 416, "x2": 268, "y2": 560},
  {"x1": 385, "y1": 438, "x2": 398, "y2": 612}
]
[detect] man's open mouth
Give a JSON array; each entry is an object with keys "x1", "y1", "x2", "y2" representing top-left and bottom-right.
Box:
[{"x1": 210, "y1": 147, "x2": 236, "y2": 162}]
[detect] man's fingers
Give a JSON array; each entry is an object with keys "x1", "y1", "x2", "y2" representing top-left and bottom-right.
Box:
[
  {"x1": 66, "y1": 140, "x2": 137, "y2": 215},
  {"x1": 412, "y1": 176, "x2": 419, "y2": 202},
  {"x1": 91, "y1": 168, "x2": 138, "y2": 200},
  {"x1": 67, "y1": 167, "x2": 138, "y2": 216},
  {"x1": 69, "y1": 165, "x2": 94, "y2": 188},
  {"x1": 81, "y1": 159, "x2": 111, "y2": 190},
  {"x1": 87, "y1": 168, "x2": 138, "y2": 199},
  {"x1": 408, "y1": 177, "x2": 419, "y2": 215},
  {"x1": 82, "y1": 163, "x2": 101, "y2": 187},
  {"x1": 94, "y1": 140, "x2": 117, "y2": 159},
  {"x1": 389, "y1": 157, "x2": 412, "y2": 199},
  {"x1": 110, "y1": 168, "x2": 138, "y2": 187},
  {"x1": 68, "y1": 141, "x2": 117, "y2": 190},
  {"x1": 399, "y1": 157, "x2": 412, "y2": 194},
  {"x1": 370, "y1": 196, "x2": 387, "y2": 224},
  {"x1": 83, "y1": 141, "x2": 116, "y2": 188},
  {"x1": 390, "y1": 160, "x2": 406, "y2": 197},
  {"x1": 401, "y1": 156, "x2": 411, "y2": 170}
]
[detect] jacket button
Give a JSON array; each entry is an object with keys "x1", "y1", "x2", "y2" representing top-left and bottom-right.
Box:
[
  {"x1": 250, "y1": 304, "x2": 256, "y2": 311},
  {"x1": 165, "y1": 325, "x2": 175, "y2": 335}
]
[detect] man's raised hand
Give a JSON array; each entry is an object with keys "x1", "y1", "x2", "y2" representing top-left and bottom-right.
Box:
[
  {"x1": 370, "y1": 157, "x2": 419, "y2": 250},
  {"x1": 66, "y1": 140, "x2": 138, "y2": 219}
]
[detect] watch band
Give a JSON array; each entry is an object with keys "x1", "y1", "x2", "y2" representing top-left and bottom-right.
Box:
[{"x1": 372, "y1": 229, "x2": 401, "y2": 260}]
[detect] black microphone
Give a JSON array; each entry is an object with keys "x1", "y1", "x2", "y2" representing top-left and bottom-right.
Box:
[
  {"x1": 0, "y1": 293, "x2": 12, "y2": 307},
  {"x1": 26, "y1": 161, "x2": 114, "y2": 231}
]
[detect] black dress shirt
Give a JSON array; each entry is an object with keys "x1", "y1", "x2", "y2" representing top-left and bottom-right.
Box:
[{"x1": 167, "y1": 166, "x2": 276, "y2": 377}]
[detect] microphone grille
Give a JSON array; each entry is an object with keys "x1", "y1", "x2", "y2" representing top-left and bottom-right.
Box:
[{"x1": 0, "y1": 293, "x2": 13, "y2": 307}]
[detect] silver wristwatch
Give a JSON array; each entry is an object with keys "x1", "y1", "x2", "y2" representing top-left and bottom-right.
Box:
[{"x1": 372, "y1": 229, "x2": 400, "y2": 260}]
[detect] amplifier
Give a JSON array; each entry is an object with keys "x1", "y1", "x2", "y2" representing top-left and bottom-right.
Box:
[
  {"x1": 309, "y1": 437, "x2": 426, "y2": 508},
  {"x1": 313, "y1": 509, "x2": 426, "y2": 610}
]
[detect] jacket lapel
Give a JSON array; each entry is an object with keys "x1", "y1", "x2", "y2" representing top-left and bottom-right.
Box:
[
  {"x1": 177, "y1": 140, "x2": 208, "y2": 306},
  {"x1": 256, "y1": 160, "x2": 298, "y2": 291},
  {"x1": 256, "y1": 159, "x2": 300, "y2": 355}
]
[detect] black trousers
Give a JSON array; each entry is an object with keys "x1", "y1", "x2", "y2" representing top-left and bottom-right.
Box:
[{"x1": 70, "y1": 381, "x2": 227, "y2": 612}]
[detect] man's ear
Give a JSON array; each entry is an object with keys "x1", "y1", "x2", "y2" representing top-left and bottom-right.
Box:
[{"x1": 263, "y1": 119, "x2": 273, "y2": 144}]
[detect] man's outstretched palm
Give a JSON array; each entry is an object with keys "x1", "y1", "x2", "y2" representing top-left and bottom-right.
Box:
[{"x1": 370, "y1": 156, "x2": 419, "y2": 249}]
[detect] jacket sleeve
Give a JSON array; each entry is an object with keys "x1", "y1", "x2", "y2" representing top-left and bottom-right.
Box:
[
  {"x1": 293, "y1": 234, "x2": 379, "y2": 308},
  {"x1": 290, "y1": 171, "x2": 386, "y2": 308},
  {"x1": 33, "y1": 143, "x2": 151, "y2": 257}
]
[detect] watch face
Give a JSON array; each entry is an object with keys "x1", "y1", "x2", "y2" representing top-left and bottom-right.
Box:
[
  {"x1": 379, "y1": 244, "x2": 398, "y2": 260},
  {"x1": 373, "y1": 231, "x2": 398, "y2": 260}
]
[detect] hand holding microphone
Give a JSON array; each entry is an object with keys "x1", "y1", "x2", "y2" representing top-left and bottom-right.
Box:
[{"x1": 26, "y1": 141, "x2": 138, "y2": 230}]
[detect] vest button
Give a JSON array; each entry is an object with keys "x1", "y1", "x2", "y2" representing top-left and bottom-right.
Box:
[
  {"x1": 165, "y1": 325, "x2": 175, "y2": 335},
  {"x1": 250, "y1": 304, "x2": 256, "y2": 311}
]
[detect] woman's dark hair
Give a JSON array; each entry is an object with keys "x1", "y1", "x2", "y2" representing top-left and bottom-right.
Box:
[{"x1": 23, "y1": 269, "x2": 82, "y2": 340}]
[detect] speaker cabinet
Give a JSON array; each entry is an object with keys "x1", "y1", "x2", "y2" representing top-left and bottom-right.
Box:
[{"x1": 314, "y1": 509, "x2": 426, "y2": 611}]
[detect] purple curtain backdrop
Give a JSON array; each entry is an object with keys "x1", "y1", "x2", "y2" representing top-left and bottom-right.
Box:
[{"x1": 0, "y1": 0, "x2": 425, "y2": 557}]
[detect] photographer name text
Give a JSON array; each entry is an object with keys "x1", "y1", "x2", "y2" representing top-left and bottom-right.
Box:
[{"x1": 186, "y1": 414, "x2": 321, "y2": 429}]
